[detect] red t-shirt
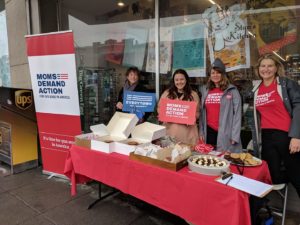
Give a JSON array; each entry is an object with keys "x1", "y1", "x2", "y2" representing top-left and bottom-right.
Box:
[
  {"x1": 205, "y1": 88, "x2": 223, "y2": 131},
  {"x1": 255, "y1": 81, "x2": 291, "y2": 132}
]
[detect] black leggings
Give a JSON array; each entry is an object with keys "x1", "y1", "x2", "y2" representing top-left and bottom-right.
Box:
[
  {"x1": 262, "y1": 129, "x2": 300, "y2": 197},
  {"x1": 206, "y1": 126, "x2": 218, "y2": 147}
]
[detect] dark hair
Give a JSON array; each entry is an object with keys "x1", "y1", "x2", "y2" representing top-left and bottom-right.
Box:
[
  {"x1": 125, "y1": 67, "x2": 140, "y2": 78},
  {"x1": 167, "y1": 69, "x2": 194, "y2": 101},
  {"x1": 207, "y1": 67, "x2": 230, "y2": 91},
  {"x1": 255, "y1": 53, "x2": 285, "y2": 79}
]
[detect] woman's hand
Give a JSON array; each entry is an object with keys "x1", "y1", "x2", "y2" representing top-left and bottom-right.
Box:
[
  {"x1": 116, "y1": 102, "x2": 123, "y2": 110},
  {"x1": 199, "y1": 135, "x2": 205, "y2": 141},
  {"x1": 289, "y1": 138, "x2": 300, "y2": 154},
  {"x1": 230, "y1": 140, "x2": 236, "y2": 145}
]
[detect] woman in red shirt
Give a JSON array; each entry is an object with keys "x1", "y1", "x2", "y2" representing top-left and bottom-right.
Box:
[
  {"x1": 253, "y1": 53, "x2": 300, "y2": 197},
  {"x1": 199, "y1": 58, "x2": 242, "y2": 152}
]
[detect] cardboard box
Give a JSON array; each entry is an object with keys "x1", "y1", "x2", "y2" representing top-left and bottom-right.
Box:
[
  {"x1": 89, "y1": 112, "x2": 138, "y2": 153},
  {"x1": 129, "y1": 150, "x2": 188, "y2": 171},
  {"x1": 114, "y1": 122, "x2": 166, "y2": 156},
  {"x1": 74, "y1": 133, "x2": 94, "y2": 148},
  {"x1": 129, "y1": 143, "x2": 191, "y2": 171}
]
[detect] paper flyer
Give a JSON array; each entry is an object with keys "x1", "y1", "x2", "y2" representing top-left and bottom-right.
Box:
[{"x1": 216, "y1": 173, "x2": 273, "y2": 197}]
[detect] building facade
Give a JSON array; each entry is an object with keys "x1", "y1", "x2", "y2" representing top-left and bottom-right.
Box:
[{"x1": 1, "y1": 0, "x2": 300, "y2": 212}]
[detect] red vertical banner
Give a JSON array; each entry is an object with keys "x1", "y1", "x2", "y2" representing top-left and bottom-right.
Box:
[{"x1": 26, "y1": 31, "x2": 81, "y2": 175}]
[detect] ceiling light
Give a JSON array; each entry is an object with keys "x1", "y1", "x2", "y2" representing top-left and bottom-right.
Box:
[
  {"x1": 118, "y1": 1, "x2": 125, "y2": 7},
  {"x1": 272, "y1": 51, "x2": 286, "y2": 62},
  {"x1": 248, "y1": 31, "x2": 256, "y2": 38}
]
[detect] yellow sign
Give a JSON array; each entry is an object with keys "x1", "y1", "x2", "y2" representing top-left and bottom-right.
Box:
[{"x1": 15, "y1": 90, "x2": 33, "y2": 110}]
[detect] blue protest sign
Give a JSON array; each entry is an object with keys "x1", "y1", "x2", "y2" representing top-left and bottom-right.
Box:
[{"x1": 123, "y1": 91, "x2": 156, "y2": 113}]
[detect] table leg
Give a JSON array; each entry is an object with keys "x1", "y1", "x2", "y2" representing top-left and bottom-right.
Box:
[{"x1": 88, "y1": 182, "x2": 118, "y2": 209}]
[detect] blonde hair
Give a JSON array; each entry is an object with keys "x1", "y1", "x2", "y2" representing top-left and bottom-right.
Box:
[{"x1": 255, "y1": 53, "x2": 285, "y2": 79}]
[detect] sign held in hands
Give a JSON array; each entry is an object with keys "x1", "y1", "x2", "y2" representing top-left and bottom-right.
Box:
[{"x1": 158, "y1": 98, "x2": 197, "y2": 125}]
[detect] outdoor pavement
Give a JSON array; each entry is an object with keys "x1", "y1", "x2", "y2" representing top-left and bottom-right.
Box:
[{"x1": 0, "y1": 164, "x2": 299, "y2": 225}]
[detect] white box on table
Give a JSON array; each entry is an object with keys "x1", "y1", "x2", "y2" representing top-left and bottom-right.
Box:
[
  {"x1": 114, "y1": 122, "x2": 166, "y2": 155},
  {"x1": 90, "y1": 112, "x2": 138, "y2": 153}
]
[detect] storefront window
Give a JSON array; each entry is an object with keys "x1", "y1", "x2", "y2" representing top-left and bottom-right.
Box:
[
  {"x1": 158, "y1": 0, "x2": 300, "y2": 79},
  {"x1": 59, "y1": 0, "x2": 155, "y2": 132},
  {"x1": 0, "y1": 0, "x2": 11, "y2": 87},
  {"x1": 158, "y1": 0, "x2": 300, "y2": 147},
  {"x1": 40, "y1": 0, "x2": 300, "y2": 135}
]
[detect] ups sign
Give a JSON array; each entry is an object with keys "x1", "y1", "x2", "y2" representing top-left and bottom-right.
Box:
[{"x1": 15, "y1": 90, "x2": 33, "y2": 110}]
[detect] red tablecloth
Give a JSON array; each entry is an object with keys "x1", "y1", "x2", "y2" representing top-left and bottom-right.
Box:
[{"x1": 64, "y1": 145, "x2": 271, "y2": 225}]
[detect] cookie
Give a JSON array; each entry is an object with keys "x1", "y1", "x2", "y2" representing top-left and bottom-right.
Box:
[
  {"x1": 128, "y1": 141, "x2": 139, "y2": 146},
  {"x1": 230, "y1": 153, "x2": 240, "y2": 159}
]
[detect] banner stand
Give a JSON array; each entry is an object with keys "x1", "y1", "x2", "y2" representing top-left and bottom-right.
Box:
[
  {"x1": 42, "y1": 170, "x2": 68, "y2": 180},
  {"x1": 26, "y1": 31, "x2": 82, "y2": 176}
]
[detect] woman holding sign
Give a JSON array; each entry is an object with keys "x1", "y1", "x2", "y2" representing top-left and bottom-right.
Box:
[
  {"x1": 199, "y1": 58, "x2": 242, "y2": 152},
  {"x1": 158, "y1": 69, "x2": 200, "y2": 145},
  {"x1": 116, "y1": 67, "x2": 150, "y2": 122}
]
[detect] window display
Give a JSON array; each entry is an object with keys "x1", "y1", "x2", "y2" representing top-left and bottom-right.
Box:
[
  {"x1": 0, "y1": 1, "x2": 11, "y2": 87},
  {"x1": 77, "y1": 67, "x2": 118, "y2": 132},
  {"x1": 44, "y1": 0, "x2": 300, "y2": 138}
]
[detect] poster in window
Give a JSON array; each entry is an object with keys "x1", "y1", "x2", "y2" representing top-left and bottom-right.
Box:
[
  {"x1": 204, "y1": 4, "x2": 250, "y2": 72},
  {"x1": 248, "y1": 0, "x2": 297, "y2": 55},
  {"x1": 146, "y1": 27, "x2": 172, "y2": 74},
  {"x1": 122, "y1": 27, "x2": 148, "y2": 70},
  {"x1": 172, "y1": 23, "x2": 206, "y2": 77},
  {"x1": 105, "y1": 39, "x2": 125, "y2": 65},
  {"x1": 0, "y1": 10, "x2": 11, "y2": 87}
]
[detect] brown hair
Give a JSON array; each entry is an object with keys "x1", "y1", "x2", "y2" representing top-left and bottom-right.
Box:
[
  {"x1": 255, "y1": 53, "x2": 285, "y2": 79},
  {"x1": 167, "y1": 69, "x2": 194, "y2": 101},
  {"x1": 125, "y1": 67, "x2": 140, "y2": 78},
  {"x1": 207, "y1": 67, "x2": 230, "y2": 91}
]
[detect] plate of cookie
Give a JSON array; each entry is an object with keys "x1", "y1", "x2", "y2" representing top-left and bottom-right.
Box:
[
  {"x1": 224, "y1": 152, "x2": 262, "y2": 167},
  {"x1": 188, "y1": 155, "x2": 230, "y2": 176}
]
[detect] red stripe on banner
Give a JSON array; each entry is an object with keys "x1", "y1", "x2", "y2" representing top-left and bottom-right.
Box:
[
  {"x1": 36, "y1": 112, "x2": 81, "y2": 135},
  {"x1": 26, "y1": 32, "x2": 74, "y2": 56},
  {"x1": 40, "y1": 147, "x2": 69, "y2": 174},
  {"x1": 36, "y1": 112, "x2": 81, "y2": 175}
]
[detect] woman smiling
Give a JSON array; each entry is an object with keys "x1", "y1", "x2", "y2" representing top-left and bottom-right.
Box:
[
  {"x1": 158, "y1": 69, "x2": 200, "y2": 145},
  {"x1": 199, "y1": 58, "x2": 242, "y2": 152},
  {"x1": 253, "y1": 53, "x2": 300, "y2": 197}
]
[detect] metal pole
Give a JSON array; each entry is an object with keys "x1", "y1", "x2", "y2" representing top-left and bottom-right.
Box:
[
  {"x1": 155, "y1": 0, "x2": 160, "y2": 100},
  {"x1": 56, "y1": 0, "x2": 61, "y2": 31}
]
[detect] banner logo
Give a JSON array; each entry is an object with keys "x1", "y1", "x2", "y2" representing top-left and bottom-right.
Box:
[{"x1": 15, "y1": 90, "x2": 33, "y2": 110}]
